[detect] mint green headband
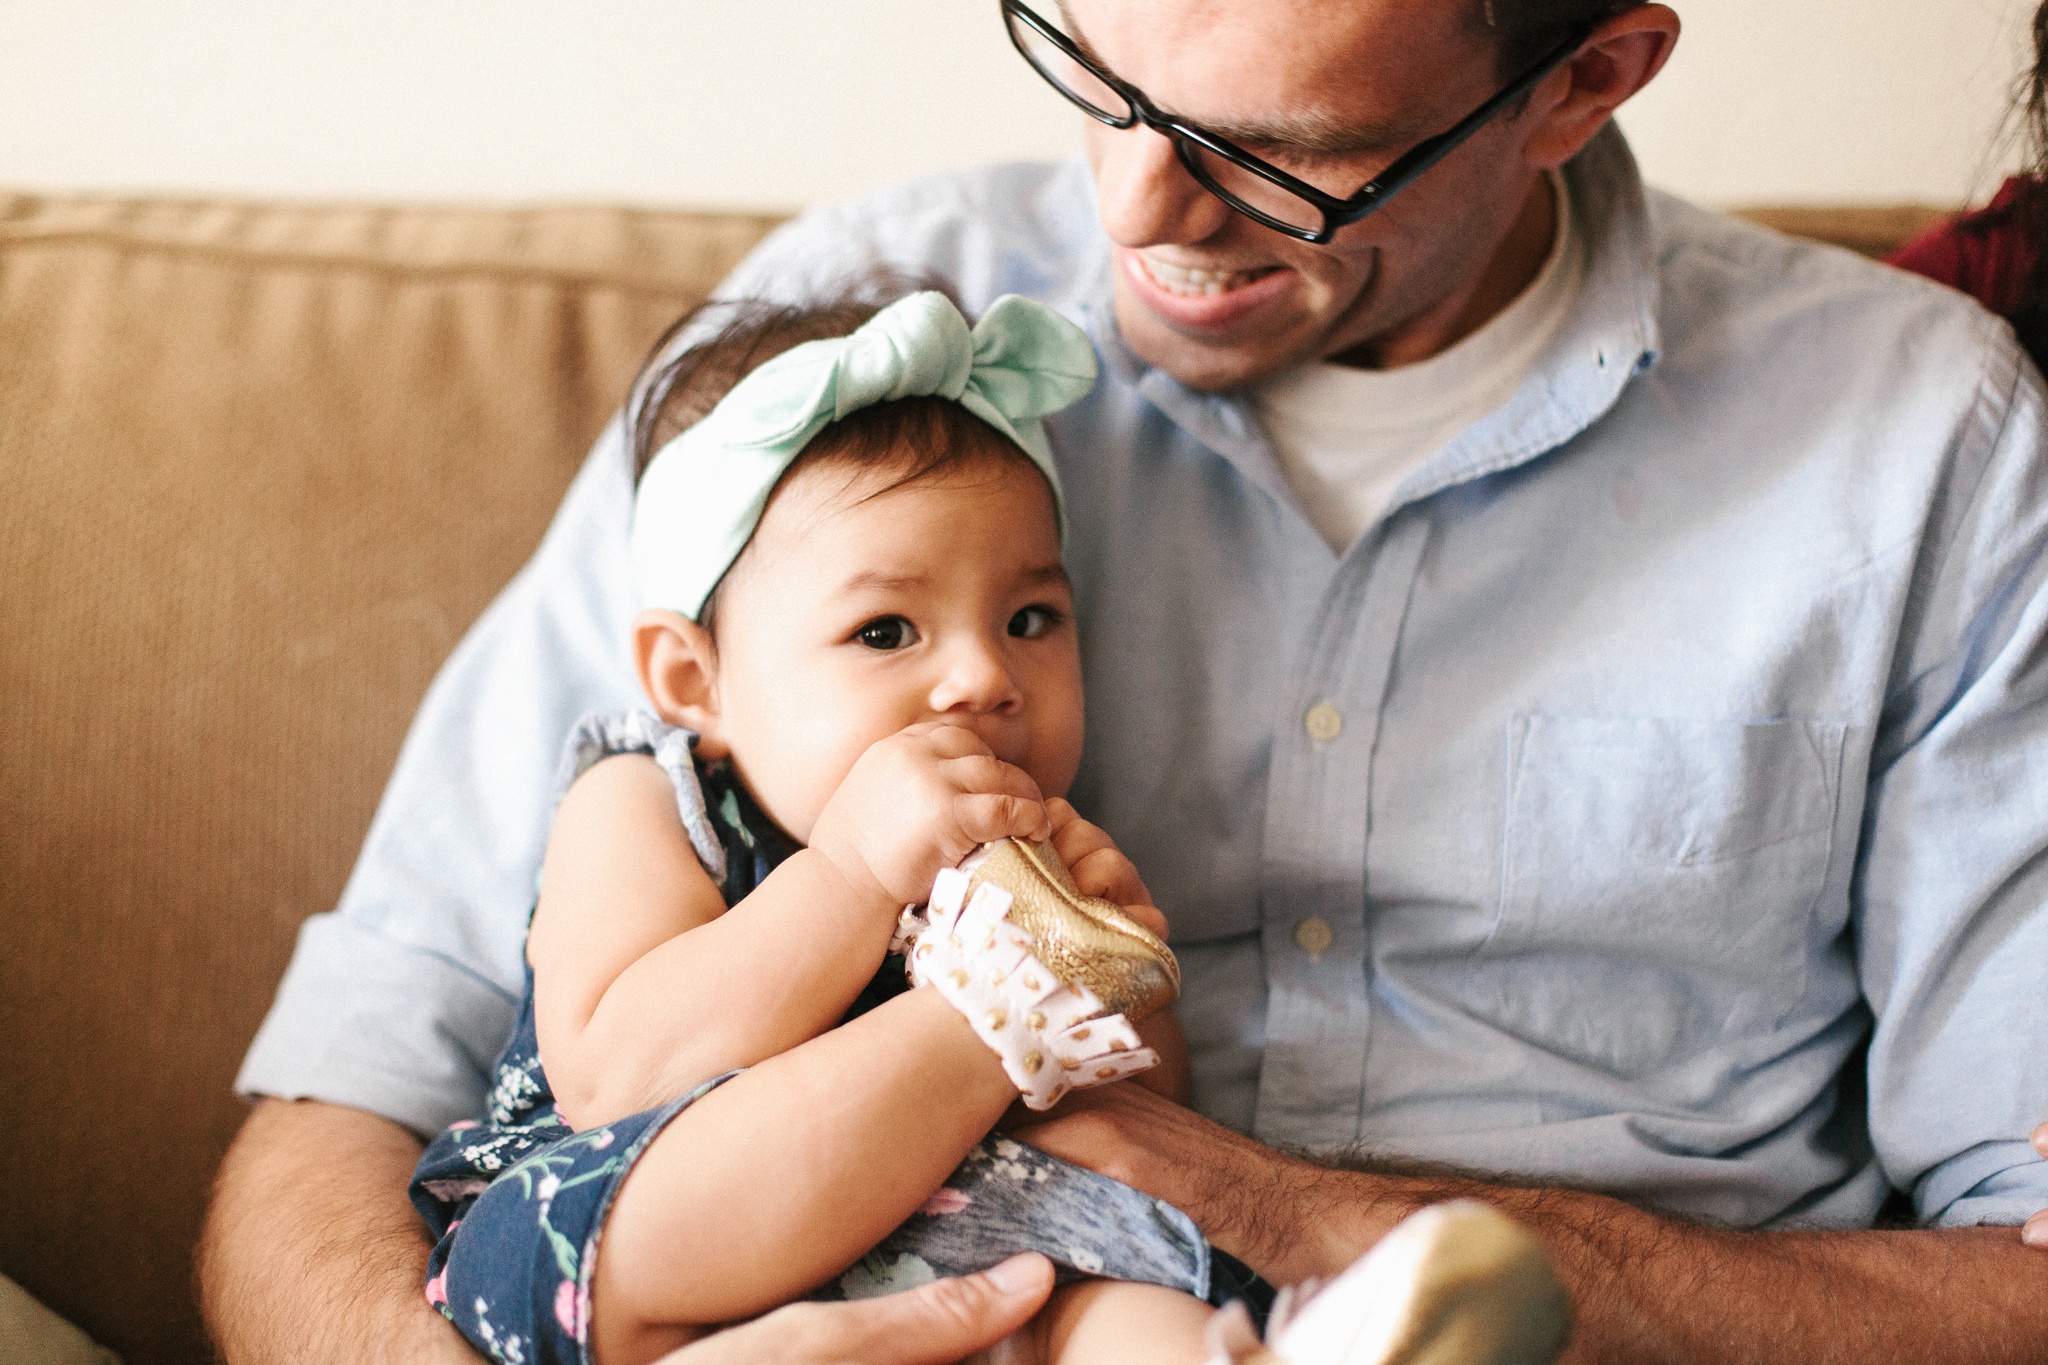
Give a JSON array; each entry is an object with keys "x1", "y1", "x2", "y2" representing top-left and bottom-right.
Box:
[{"x1": 632, "y1": 291, "x2": 1098, "y2": 620}]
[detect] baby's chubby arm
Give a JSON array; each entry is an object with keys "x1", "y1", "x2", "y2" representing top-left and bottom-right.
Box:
[
  {"x1": 1043, "y1": 799, "x2": 1191, "y2": 1103},
  {"x1": 530, "y1": 723, "x2": 1054, "y2": 1131}
]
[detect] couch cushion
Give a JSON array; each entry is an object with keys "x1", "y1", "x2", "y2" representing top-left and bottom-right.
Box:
[
  {"x1": 1734, "y1": 203, "x2": 1949, "y2": 260},
  {"x1": 0, "y1": 191, "x2": 780, "y2": 1365}
]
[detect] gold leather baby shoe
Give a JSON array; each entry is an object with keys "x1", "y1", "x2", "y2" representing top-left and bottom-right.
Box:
[{"x1": 956, "y1": 837, "x2": 1180, "y2": 1023}]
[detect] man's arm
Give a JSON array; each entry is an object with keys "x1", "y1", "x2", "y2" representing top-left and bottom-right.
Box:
[
  {"x1": 1014, "y1": 1085, "x2": 2048, "y2": 1365},
  {"x1": 200, "y1": 1099, "x2": 474, "y2": 1365}
]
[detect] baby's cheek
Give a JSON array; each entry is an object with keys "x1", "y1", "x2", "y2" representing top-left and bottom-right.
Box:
[
  {"x1": 1034, "y1": 714, "x2": 1086, "y2": 802},
  {"x1": 739, "y1": 731, "x2": 844, "y2": 847}
]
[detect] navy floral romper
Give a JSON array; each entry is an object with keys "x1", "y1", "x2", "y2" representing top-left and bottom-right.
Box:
[{"x1": 410, "y1": 713, "x2": 1215, "y2": 1365}]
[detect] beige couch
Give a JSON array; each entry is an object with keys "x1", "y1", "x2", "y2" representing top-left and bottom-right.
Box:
[{"x1": 0, "y1": 189, "x2": 1942, "y2": 1364}]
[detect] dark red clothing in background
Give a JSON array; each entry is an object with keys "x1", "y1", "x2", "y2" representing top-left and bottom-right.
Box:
[
  {"x1": 1890, "y1": 175, "x2": 2048, "y2": 369},
  {"x1": 1889, "y1": 176, "x2": 2041, "y2": 314}
]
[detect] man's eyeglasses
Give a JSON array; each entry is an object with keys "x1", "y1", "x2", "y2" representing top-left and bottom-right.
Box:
[{"x1": 1001, "y1": 0, "x2": 1596, "y2": 245}]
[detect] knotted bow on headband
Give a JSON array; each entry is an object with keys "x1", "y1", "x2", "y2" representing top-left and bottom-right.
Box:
[{"x1": 632, "y1": 291, "x2": 1098, "y2": 620}]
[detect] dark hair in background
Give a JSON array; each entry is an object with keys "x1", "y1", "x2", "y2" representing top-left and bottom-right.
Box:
[
  {"x1": 627, "y1": 275, "x2": 1037, "y2": 631},
  {"x1": 2014, "y1": 1, "x2": 2048, "y2": 343},
  {"x1": 1483, "y1": 0, "x2": 1643, "y2": 74}
]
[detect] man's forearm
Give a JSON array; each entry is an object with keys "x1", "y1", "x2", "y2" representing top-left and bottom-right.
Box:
[
  {"x1": 1016, "y1": 1088, "x2": 2048, "y2": 1365},
  {"x1": 199, "y1": 1098, "x2": 475, "y2": 1364},
  {"x1": 1306, "y1": 1164, "x2": 2046, "y2": 1365}
]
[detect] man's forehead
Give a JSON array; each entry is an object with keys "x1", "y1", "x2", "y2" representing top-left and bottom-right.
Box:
[{"x1": 1057, "y1": 0, "x2": 1487, "y2": 148}]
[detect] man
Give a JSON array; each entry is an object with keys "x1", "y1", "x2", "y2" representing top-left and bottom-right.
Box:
[{"x1": 202, "y1": 1, "x2": 2048, "y2": 1361}]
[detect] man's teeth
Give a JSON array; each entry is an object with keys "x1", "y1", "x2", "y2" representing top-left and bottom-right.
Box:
[{"x1": 1139, "y1": 256, "x2": 1269, "y2": 296}]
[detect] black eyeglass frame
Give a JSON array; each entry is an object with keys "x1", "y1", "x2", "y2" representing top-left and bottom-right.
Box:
[{"x1": 1001, "y1": 0, "x2": 1598, "y2": 245}]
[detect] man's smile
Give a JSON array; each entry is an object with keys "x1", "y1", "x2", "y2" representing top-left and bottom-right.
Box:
[
  {"x1": 1134, "y1": 253, "x2": 1279, "y2": 296},
  {"x1": 1120, "y1": 246, "x2": 1299, "y2": 332}
]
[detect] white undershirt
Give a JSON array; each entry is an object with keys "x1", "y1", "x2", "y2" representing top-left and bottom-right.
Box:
[{"x1": 1253, "y1": 171, "x2": 1585, "y2": 553}]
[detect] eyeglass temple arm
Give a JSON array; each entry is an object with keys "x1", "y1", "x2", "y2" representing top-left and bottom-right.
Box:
[{"x1": 1347, "y1": 20, "x2": 1599, "y2": 212}]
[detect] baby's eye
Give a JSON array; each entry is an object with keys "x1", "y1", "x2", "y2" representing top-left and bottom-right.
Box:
[
  {"x1": 854, "y1": 616, "x2": 919, "y2": 651},
  {"x1": 1008, "y1": 605, "x2": 1063, "y2": 639}
]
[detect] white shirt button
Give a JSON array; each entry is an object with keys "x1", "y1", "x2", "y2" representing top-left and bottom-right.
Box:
[
  {"x1": 1294, "y1": 916, "x2": 1334, "y2": 959},
  {"x1": 1304, "y1": 701, "x2": 1343, "y2": 744}
]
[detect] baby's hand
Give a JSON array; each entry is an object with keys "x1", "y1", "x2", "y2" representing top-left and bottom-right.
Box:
[
  {"x1": 810, "y1": 722, "x2": 1053, "y2": 910},
  {"x1": 1046, "y1": 799, "x2": 1169, "y2": 940}
]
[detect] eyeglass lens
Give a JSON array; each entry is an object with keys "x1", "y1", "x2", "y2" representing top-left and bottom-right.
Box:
[
  {"x1": 1007, "y1": 4, "x2": 1331, "y2": 237},
  {"x1": 1178, "y1": 145, "x2": 1328, "y2": 235},
  {"x1": 1006, "y1": 10, "x2": 1132, "y2": 124}
]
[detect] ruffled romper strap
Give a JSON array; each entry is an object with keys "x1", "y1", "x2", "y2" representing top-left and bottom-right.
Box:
[{"x1": 552, "y1": 711, "x2": 728, "y2": 885}]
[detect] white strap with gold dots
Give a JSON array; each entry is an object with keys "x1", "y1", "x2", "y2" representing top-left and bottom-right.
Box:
[{"x1": 908, "y1": 867, "x2": 1158, "y2": 1110}]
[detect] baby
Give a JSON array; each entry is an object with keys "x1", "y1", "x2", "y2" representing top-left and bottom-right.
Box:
[{"x1": 409, "y1": 289, "x2": 1566, "y2": 1365}]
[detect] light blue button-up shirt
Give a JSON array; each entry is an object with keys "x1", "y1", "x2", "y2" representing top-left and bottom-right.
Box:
[{"x1": 239, "y1": 129, "x2": 2048, "y2": 1232}]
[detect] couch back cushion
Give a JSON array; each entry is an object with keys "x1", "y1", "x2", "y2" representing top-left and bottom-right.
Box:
[{"x1": 0, "y1": 193, "x2": 780, "y2": 1363}]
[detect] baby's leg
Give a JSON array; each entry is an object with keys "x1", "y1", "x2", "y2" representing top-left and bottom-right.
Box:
[
  {"x1": 592, "y1": 986, "x2": 1016, "y2": 1365},
  {"x1": 1032, "y1": 1280, "x2": 1218, "y2": 1365}
]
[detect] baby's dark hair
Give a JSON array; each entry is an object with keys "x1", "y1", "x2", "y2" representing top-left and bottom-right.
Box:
[{"x1": 628, "y1": 278, "x2": 1042, "y2": 631}]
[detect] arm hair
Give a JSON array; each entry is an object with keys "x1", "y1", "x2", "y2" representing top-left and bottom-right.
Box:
[{"x1": 199, "y1": 1098, "x2": 476, "y2": 1365}]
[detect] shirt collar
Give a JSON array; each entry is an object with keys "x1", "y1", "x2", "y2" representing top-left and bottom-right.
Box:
[{"x1": 1078, "y1": 124, "x2": 1664, "y2": 523}]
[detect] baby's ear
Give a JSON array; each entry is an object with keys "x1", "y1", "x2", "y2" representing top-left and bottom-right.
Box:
[{"x1": 634, "y1": 609, "x2": 729, "y2": 757}]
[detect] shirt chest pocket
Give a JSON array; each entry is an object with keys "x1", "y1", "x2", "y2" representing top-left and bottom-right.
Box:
[{"x1": 1478, "y1": 714, "x2": 1846, "y2": 1077}]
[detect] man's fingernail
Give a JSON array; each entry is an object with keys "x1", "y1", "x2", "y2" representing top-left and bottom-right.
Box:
[
  {"x1": 2025, "y1": 1214, "x2": 2048, "y2": 1248},
  {"x1": 984, "y1": 1253, "x2": 1044, "y2": 1294}
]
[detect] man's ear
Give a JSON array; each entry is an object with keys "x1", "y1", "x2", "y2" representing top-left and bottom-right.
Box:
[
  {"x1": 634, "y1": 608, "x2": 730, "y2": 758},
  {"x1": 1520, "y1": 4, "x2": 1680, "y2": 171}
]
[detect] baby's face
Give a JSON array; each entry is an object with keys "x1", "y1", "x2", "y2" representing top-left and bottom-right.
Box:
[{"x1": 700, "y1": 451, "x2": 1083, "y2": 844}]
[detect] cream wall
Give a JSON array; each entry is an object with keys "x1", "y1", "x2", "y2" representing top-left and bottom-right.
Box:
[{"x1": 0, "y1": 0, "x2": 2033, "y2": 212}]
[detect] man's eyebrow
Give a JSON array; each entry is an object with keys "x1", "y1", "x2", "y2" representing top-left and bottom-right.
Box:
[
  {"x1": 1052, "y1": 0, "x2": 1413, "y2": 156},
  {"x1": 1195, "y1": 110, "x2": 1412, "y2": 157}
]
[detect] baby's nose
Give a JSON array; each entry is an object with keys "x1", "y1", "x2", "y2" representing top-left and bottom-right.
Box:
[{"x1": 929, "y1": 641, "x2": 1022, "y2": 714}]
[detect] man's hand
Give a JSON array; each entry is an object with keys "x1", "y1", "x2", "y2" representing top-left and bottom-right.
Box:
[
  {"x1": 1006, "y1": 1082, "x2": 1367, "y2": 1282},
  {"x1": 1011, "y1": 1086, "x2": 2048, "y2": 1365},
  {"x1": 654, "y1": 1254, "x2": 1054, "y2": 1365},
  {"x1": 2029, "y1": 1122, "x2": 2048, "y2": 1248},
  {"x1": 200, "y1": 1098, "x2": 474, "y2": 1364},
  {"x1": 809, "y1": 722, "x2": 1051, "y2": 910}
]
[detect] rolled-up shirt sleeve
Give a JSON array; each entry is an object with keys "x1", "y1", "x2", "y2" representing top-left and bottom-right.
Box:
[
  {"x1": 1859, "y1": 333, "x2": 2048, "y2": 1227},
  {"x1": 237, "y1": 915, "x2": 524, "y2": 1137}
]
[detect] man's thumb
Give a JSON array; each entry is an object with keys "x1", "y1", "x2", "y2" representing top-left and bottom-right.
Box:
[{"x1": 876, "y1": 1254, "x2": 1056, "y2": 1363}]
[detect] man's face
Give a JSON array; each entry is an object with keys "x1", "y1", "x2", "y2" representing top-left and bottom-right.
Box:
[{"x1": 1067, "y1": 0, "x2": 1551, "y2": 391}]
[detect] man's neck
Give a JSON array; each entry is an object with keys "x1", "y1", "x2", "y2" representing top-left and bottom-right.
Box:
[{"x1": 1330, "y1": 174, "x2": 1559, "y2": 372}]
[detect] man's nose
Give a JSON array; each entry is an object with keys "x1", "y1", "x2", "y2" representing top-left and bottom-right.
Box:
[
  {"x1": 928, "y1": 639, "x2": 1023, "y2": 715},
  {"x1": 1091, "y1": 124, "x2": 1234, "y2": 249}
]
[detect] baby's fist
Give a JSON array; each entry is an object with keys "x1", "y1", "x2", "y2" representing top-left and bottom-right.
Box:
[
  {"x1": 1046, "y1": 799, "x2": 1168, "y2": 940},
  {"x1": 811, "y1": 723, "x2": 1052, "y2": 910}
]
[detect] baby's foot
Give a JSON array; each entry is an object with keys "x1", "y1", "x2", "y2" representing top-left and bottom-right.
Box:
[
  {"x1": 956, "y1": 837, "x2": 1180, "y2": 1022},
  {"x1": 1204, "y1": 1202, "x2": 1569, "y2": 1365}
]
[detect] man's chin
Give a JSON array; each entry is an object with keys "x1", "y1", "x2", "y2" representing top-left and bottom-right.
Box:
[{"x1": 1110, "y1": 290, "x2": 1315, "y2": 395}]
